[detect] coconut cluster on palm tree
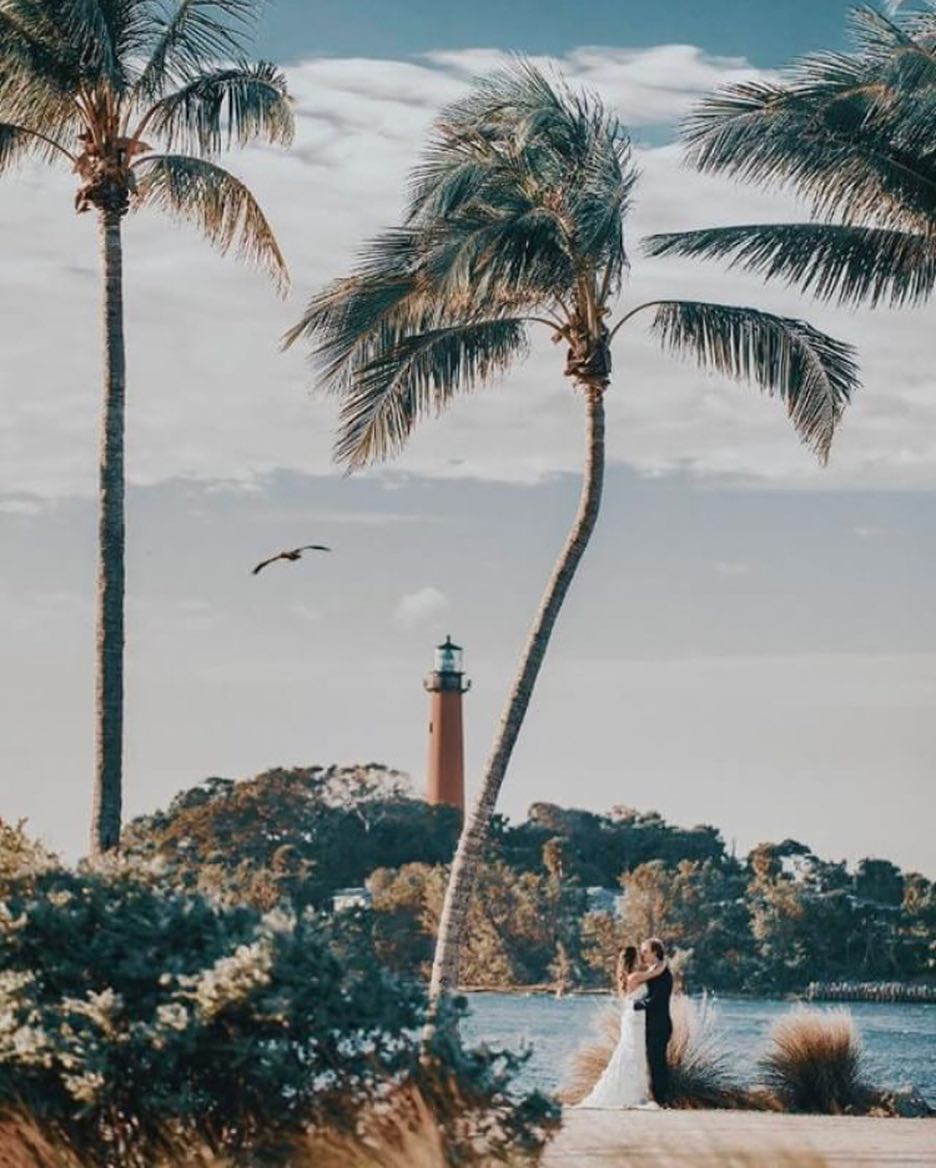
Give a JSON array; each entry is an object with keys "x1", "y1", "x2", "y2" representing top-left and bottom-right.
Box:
[
  {"x1": 0, "y1": 0, "x2": 293, "y2": 854},
  {"x1": 646, "y1": 4, "x2": 936, "y2": 309},
  {"x1": 287, "y1": 61, "x2": 861, "y2": 1004}
]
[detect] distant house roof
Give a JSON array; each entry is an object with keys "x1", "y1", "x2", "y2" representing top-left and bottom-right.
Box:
[
  {"x1": 331, "y1": 886, "x2": 372, "y2": 912},
  {"x1": 586, "y1": 886, "x2": 623, "y2": 917}
]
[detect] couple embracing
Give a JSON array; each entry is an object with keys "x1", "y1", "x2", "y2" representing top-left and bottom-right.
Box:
[{"x1": 577, "y1": 937, "x2": 673, "y2": 1110}]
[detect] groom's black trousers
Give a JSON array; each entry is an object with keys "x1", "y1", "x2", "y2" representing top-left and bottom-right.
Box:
[{"x1": 646, "y1": 1023, "x2": 672, "y2": 1105}]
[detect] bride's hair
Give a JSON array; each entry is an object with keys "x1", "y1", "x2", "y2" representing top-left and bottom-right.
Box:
[{"x1": 615, "y1": 945, "x2": 638, "y2": 996}]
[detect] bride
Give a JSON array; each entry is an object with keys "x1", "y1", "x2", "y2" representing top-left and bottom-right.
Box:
[{"x1": 575, "y1": 945, "x2": 661, "y2": 1110}]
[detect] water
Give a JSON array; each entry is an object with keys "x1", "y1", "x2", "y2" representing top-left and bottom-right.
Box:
[{"x1": 463, "y1": 992, "x2": 936, "y2": 1103}]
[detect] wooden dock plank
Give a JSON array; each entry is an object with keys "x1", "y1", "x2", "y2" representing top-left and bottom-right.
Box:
[{"x1": 544, "y1": 1110, "x2": 936, "y2": 1167}]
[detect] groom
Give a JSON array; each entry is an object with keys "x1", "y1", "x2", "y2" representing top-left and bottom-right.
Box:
[{"x1": 633, "y1": 937, "x2": 673, "y2": 1106}]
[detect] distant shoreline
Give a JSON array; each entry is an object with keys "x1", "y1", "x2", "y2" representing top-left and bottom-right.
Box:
[{"x1": 461, "y1": 984, "x2": 936, "y2": 1003}]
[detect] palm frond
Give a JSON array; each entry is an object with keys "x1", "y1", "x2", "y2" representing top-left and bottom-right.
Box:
[
  {"x1": 680, "y1": 81, "x2": 837, "y2": 205},
  {"x1": 419, "y1": 205, "x2": 577, "y2": 310},
  {"x1": 333, "y1": 318, "x2": 528, "y2": 468},
  {"x1": 134, "y1": 153, "x2": 288, "y2": 292},
  {"x1": 52, "y1": 0, "x2": 122, "y2": 87},
  {"x1": 428, "y1": 57, "x2": 570, "y2": 152},
  {"x1": 649, "y1": 301, "x2": 860, "y2": 462},
  {"x1": 290, "y1": 59, "x2": 644, "y2": 469},
  {"x1": 288, "y1": 220, "x2": 544, "y2": 388},
  {"x1": 0, "y1": 121, "x2": 72, "y2": 171},
  {"x1": 0, "y1": 0, "x2": 138, "y2": 92},
  {"x1": 900, "y1": 4, "x2": 936, "y2": 44},
  {"x1": 686, "y1": 76, "x2": 936, "y2": 232},
  {"x1": 147, "y1": 61, "x2": 293, "y2": 153},
  {"x1": 283, "y1": 227, "x2": 428, "y2": 374},
  {"x1": 682, "y1": 3, "x2": 936, "y2": 235},
  {"x1": 0, "y1": 7, "x2": 75, "y2": 100},
  {"x1": 409, "y1": 60, "x2": 633, "y2": 290},
  {"x1": 135, "y1": 0, "x2": 258, "y2": 97},
  {"x1": 840, "y1": 7, "x2": 936, "y2": 150},
  {"x1": 644, "y1": 222, "x2": 936, "y2": 308},
  {"x1": 848, "y1": 4, "x2": 920, "y2": 60},
  {"x1": 73, "y1": 0, "x2": 162, "y2": 82}
]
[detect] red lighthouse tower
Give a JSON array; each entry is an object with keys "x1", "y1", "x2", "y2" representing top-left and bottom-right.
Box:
[{"x1": 424, "y1": 636, "x2": 470, "y2": 813}]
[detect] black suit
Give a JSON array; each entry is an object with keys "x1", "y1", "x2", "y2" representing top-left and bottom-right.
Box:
[{"x1": 633, "y1": 965, "x2": 673, "y2": 1104}]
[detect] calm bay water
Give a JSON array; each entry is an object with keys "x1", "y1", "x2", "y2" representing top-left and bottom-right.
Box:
[{"x1": 463, "y1": 992, "x2": 936, "y2": 1103}]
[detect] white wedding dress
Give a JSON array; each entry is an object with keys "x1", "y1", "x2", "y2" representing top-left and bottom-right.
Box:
[{"x1": 575, "y1": 986, "x2": 658, "y2": 1109}]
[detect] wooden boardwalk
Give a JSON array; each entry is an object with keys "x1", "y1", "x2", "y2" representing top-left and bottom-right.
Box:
[{"x1": 544, "y1": 1110, "x2": 936, "y2": 1166}]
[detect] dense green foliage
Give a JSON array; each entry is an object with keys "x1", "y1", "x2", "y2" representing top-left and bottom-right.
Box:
[
  {"x1": 124, "y1": 765, "x2": 936, "y2": 995},
  {"x1": 0, "y1": 821, "x2": 557, "y2": 1166},
  {"x1": 123, "y1": 764, "x2": 462, "y2": 909}
]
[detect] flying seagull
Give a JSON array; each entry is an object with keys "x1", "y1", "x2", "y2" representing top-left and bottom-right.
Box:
[{"x1": 252, "y1": 545, "x2": 331, "y2": 575}]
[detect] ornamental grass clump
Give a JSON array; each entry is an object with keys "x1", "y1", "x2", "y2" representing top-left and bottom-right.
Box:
[
  {"x1": 562, "y1": 994, "x2": 746, "y2": 1109},
  {"x1": 760, "y1": 1007, "x2": 871, "y2": 1115},
  {"x1": 666, "y1": 993, "x2": 748, "y2": 1110},
  {"x1": 560, "y1": 1000, "x2": 620, "y2": 1106}
]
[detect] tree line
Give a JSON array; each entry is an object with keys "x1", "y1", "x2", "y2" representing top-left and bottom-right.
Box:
[{"x1": 124, "y1": 764, "x2": 936, "y2": 994}]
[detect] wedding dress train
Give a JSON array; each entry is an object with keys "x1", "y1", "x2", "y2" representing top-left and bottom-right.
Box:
[{"x1": 575, "y1": 987, "x2": 658, "y2": 1109}]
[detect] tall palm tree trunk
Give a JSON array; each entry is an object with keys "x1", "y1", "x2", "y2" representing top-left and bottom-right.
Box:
[
  {"x1": 428, "y1": 384, "x2": 607, "y2": 1002},
  {"x1": 90, "y1": 208, "x2": 126, "y2": 855}
]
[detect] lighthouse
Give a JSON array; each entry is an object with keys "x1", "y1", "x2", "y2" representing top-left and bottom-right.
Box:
[{"x1": 424, "y1": 636, "x2": 470, "y2": 812}]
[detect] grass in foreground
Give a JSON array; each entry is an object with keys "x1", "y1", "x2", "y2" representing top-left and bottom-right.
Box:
[
  {"x1": 0, "y1": 1102, "x2": 837, "y2": 1168},
  {"x1": 0, "y1": 1086, "x2": 543, "y2": 1168}
]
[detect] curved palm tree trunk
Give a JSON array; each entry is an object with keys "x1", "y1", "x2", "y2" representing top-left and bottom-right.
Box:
[
  {"x1": 90, "y1": 209, "x2": 126, "y2": 855},
  {"x1": 428, "y1": 384, "x2": 606, "y2": 1003}
]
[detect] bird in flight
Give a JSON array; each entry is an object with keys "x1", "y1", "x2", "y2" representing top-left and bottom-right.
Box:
[{"x1": 252, "y1": 545, "x2": 331, "y2": 575}]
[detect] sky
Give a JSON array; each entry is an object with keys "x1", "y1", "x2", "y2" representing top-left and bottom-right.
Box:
[{"x1": 1, "y1": 2, "x2": 934, "y2": 876}]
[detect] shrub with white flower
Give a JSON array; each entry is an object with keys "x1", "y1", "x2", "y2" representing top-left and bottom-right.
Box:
[
  {"x1": 0, "y1": 823, "x2": 558, "y2": 1166},
  {"x1": 175, "y1": 937, "x2": 274, "y2": 1020}
]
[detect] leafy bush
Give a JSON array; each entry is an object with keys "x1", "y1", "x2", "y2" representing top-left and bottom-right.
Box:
[
  {"x1": 760, "y1": 1007, "x2": 871, "y2": 1114},
  {"x1": 0, "y1": 826, "x2": 558, "y2": 1165}
]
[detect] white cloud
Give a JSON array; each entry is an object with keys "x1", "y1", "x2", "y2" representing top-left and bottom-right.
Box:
[
  {"x1": 289, "y1": 602, "x2": 323, "y2": 623},
  {"x1": 175, "y1": 598, "x2": 211, "y2": 613},
  {"x1": 422, "y1": 44, "x2": 769, "y2": 127},
  {"x1": 394, "y1": 585, "x2": 450, "y2": 628},
  {"x1": 0, "y1": 499, "x2": 45, "y2": 515},
  {"x1": 714, "y1": 560, "x2": 751, "y2": 577},
  {"x1": 1, "y1": 46, "x2": 934, "y2": 499}
]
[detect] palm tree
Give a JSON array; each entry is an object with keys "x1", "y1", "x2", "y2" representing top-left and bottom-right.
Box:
[
  {"x1": 0, "y1": 0, "x2": 293, "y2": 855},
  {"x1": 285, "y1": 62, "x2": 860, "y2": 1005},
  {"x1": 645, "y1": 5, "x2": 936, "y2": 310}
]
